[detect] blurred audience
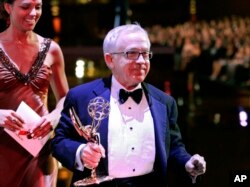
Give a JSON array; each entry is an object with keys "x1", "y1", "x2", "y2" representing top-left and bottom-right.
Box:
[{"x1": 145, "y1": 15, "x2": 250, "y2": 86}]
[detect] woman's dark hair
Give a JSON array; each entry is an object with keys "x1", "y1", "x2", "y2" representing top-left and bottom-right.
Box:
[
  {"x1": 0, "y1": 0, "x2": 15, "y2": 20},
  {"x1": 0, "y1": 0, "x2": 15, "y2": 29}
]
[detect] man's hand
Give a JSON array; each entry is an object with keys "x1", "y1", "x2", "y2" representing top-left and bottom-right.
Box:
[
  {"x1": 81, "y1": 142, "x2": 105, "y2": 169},
  {"x1": 185, "y1": 154, "x2": 206, "y2": 176}
]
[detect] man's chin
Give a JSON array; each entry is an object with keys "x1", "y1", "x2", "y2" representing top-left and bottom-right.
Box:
[{"x1": 131, "y1": 76, "x2": 145, "y2": 83}]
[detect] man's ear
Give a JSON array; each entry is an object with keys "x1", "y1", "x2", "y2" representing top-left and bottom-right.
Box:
[{"x1": 104, "y1": 53, "x2": 114, "y2": 69}]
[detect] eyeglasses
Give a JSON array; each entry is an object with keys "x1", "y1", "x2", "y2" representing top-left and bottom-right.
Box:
[{"x1": 111, "y1": 51, "x2": 153, "y2": 60}]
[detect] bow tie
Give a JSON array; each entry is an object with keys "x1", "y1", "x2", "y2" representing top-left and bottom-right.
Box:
[{"x1": 119, "y1": 88, "x2": 143, "y2": 104}]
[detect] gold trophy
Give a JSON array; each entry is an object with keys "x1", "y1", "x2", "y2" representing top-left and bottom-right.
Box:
[{"x1": 69, "y1": 97, "x2": 113, "y2": 186}]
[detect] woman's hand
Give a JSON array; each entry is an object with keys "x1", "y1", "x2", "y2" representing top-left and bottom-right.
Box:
[
  {"x1": 27, "y1": 117, "x2": 53, "y2": 139},
  {"x1": 0, "y1": 109, "x2": 24, "y2": 131}
]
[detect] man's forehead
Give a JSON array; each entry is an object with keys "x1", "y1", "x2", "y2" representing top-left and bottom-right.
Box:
[{"x1": 116, "y1": 33, "x2": 149, "y2": 49}]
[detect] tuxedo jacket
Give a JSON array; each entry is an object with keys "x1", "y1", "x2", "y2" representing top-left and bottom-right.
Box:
[{"x1": 51, "y1": 76, "x2": 191, "y2": 186}]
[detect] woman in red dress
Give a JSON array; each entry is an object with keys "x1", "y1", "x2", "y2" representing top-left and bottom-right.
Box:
[{"x1": 0, "y1": 0, "x2": 69, "y2": 186}]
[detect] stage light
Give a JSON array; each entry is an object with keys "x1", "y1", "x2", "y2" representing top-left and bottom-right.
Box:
[
  {"x1": 75, "y1": 59, "x2": 85, "y2": 79},
  {"x1": 238, "y1": 107, "x2": 248, "y2": 127}
]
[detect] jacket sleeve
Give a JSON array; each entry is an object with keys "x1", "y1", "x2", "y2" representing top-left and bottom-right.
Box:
[
  {"x1": 167, "y1": 97, "x2": 191, "y2": 169},
  {"x1": 51, "y1": 89, "x2": 88, "y2": 171}
]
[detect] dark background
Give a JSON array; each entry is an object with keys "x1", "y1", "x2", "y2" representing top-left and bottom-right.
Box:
[
  {"x1": 27, "y1": 0, "x2": 250, "y2": 186},
  {"x1": 36, "y1": 0, "x2": 250, "y2": 46}
]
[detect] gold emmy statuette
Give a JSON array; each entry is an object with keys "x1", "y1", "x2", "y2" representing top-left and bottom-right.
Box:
[{"x1": 69, "y1": 97, "x2": 113, "y2": 186}]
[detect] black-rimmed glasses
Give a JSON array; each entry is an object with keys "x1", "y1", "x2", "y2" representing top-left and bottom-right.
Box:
[{"x1": 111, "y1": 51, "x2": 153, "y2": 60}]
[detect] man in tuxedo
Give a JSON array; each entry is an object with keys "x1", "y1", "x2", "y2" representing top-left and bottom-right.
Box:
[{"x1": 51, "y1": 23, "x2": 206, "y2": 187}]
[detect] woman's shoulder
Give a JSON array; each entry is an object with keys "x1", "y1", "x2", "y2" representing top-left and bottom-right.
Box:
[{"x1": 36, "y1": 34, "x2": 61, "y2": 51}]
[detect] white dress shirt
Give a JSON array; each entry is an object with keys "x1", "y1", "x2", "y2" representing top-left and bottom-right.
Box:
[{"x1": 108, "y1": 76, "x2": 155, "y2": 178}]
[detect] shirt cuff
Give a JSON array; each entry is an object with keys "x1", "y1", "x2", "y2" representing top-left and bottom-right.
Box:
[{"x1": 75, "y1": 144, "x2": 86, "y2": 171}]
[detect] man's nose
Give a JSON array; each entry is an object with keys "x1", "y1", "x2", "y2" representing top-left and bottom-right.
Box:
[{"x1": 136, "y1": 53, "x2": 146, "y2": 63}]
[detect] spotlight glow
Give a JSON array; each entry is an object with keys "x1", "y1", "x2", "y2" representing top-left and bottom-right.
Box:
[
  {"x1": 75, "y1": 59, "x2": 85, "y2": 78},
  {"x1": 239, "y1": 110, "x2": 248, "y2": 127}
]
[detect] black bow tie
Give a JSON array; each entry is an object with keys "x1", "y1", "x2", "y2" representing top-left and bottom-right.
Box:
[{"x1": 119, "y1": 88, "x2": 143, "y2": 104}]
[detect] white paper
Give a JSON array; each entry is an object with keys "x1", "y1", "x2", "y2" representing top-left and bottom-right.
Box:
[{"x1": 4, "y1": 101, "x2": 51, "y2": 157}]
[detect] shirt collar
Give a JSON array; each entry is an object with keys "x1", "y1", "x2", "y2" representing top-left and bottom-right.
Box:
[{"x1": 111, "y1": 76, "x2": 142, "y2": 93}]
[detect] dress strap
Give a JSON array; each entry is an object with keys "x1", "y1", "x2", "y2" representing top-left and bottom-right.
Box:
[{"x1": 27, "y1": 38, "x2": 52, "y2": 83}]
